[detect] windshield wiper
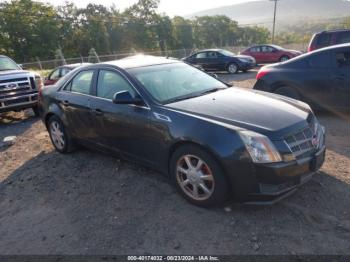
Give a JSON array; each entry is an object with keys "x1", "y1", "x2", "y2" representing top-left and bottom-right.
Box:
[{"x1": 165, "y1": 87, "x2": 225, "y2": 104}]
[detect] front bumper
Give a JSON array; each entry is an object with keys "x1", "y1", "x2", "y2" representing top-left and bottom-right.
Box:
[
  {"x1": 239, "y1": 62, "x2": 256, "y2": 70},
  {"x1": 243, "y1": 145, "x2": 326, "y2": 205}
]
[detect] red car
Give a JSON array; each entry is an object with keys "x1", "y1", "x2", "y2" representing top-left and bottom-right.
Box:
[
  {"x1": 241, "y1": 45, "x2": 302, "y2": 64},
  {"x1": 44, "y1": 63, "x2": 91, "y2": 86}
]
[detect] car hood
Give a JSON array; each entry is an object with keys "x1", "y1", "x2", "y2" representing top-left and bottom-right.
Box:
[
  {"x1": 0, "y1": 69, "x2": 39, "y2": 78},
  {"x1": 166, "y1": 88, "x2": 311, "y2": 140}
]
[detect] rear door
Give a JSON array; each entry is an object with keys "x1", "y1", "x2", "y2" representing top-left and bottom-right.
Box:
[
  {"x1": 56, "y1": 69, "x2": 97, "y2": 140},
  {"x1": 335, "y1": 31, "x2": 350, "y2": 45},
  {"x1": 331, "y1": 49, "x2": 350, "y2": 109}
]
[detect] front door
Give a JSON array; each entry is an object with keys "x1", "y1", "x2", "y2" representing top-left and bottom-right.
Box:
[{"x1": 89, "y1": 69, "x2": 153, "y2": 163}]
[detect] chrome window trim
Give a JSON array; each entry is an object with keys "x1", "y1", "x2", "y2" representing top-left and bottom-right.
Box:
[{"x1": 59, "y1": 66, "x2": 151, "y2": 110}]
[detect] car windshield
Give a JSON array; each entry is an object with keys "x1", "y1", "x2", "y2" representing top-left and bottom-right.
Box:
[
  {"x1": 0, "y1": 57, "x2": 21, "y2": 71},
  {"x1": 128, "y1": 63, "x2": 227, "y2": 104},
  {"x1": 219, "y1": 50, "x2": 235, "y2": 57}
]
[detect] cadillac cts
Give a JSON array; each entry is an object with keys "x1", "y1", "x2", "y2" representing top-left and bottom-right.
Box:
[{"x1": 39, "y1": 56, "x2": 326, "y2": 207}]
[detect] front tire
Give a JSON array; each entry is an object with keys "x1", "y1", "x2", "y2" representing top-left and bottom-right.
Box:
[
  {"x1": 227, "y1": 63, "x2": 238, "y2": 74},
  {"x1": 48, "y1": 115, "x2": 75, "y2": 153},
  {"x1": 170, "y1": 145, "x2": 229, "y2": 207},
  {"x1": 275, "y1": 86, "x2": 300, "y2": 100}
]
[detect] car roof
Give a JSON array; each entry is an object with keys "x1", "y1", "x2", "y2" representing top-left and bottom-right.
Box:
[
  {"x1": 316, "y1": 28, "x2": 350, "y2": 34},
  {"x1": 101, "y1": 55, "x2": 180, "y2": 69},
  {"x1": 197, "y1": 49, "x2": 223, "y2": 52},
  {"x1": 58, "y1": 63, "x2": 92, "y2": 69}
]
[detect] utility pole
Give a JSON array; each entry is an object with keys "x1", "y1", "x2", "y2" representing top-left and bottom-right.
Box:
[{"x1": 270, "y1": 0, "x2": 280, "y2": 44}]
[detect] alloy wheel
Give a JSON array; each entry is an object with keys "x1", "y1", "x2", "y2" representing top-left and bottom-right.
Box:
[
  {"x1": 176, "y1": 155, "x2": 215, "y2": 201},
  {"x1": 228, "y1": 63, "x2": 238, "y2": 74},
  {"x1": 49, "y1": 120, "x2": 65, "y2": 150}
]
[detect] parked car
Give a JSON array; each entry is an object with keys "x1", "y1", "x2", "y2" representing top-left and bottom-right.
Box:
[
  {"x1": 39, "y1": 55, "x2": 326, "y2": 207},
  {"x1": 182, "y1": 49, "x2": 256, "y2": 74},
  {"x1": 241, "y1": 44, "x2": 302, "y2": 64},
  {"x1": 0, "y1": 55, "x2": 42, "y2": 115},
  {"x1": 44, "y1": 63, "x2": 92, "y2": 86},
  {"x1": 254, "y1": 44, "x2": 350, "y2": 111},
  {"x1": 308, "y1": 29, "x2": 350, "y2": 52}
]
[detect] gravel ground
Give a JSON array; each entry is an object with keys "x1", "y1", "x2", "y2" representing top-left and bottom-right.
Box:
[{"x1": 0, "y1": 75, "x2": 349, "y2": 255}]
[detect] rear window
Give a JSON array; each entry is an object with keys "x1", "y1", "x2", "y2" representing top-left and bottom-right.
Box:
[
  {"x1": 315, "y1": 33, "x2": 331, "y2": 47},
  {"x1": 336, "y1": 31, "x2": 350, "y2": 44}
]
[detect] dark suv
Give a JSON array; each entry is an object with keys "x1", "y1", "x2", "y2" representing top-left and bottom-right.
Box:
[{"x1": 308, "y1": 29, "x2": 350, "y2": 52}]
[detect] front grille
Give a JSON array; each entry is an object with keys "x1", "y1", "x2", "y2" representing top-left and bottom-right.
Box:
[
  {"x1": 284, "y1": 116, "x2": 324, "y2": 159},
  {"x1": 0, "y1": 76, "x2": 36, "y2": 108}
]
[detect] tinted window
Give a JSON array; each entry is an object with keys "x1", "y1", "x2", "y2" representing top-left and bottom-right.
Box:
[
  {"x1": 128, "y1": 63, "x2": 227, "y2": 103},
  {"x1": 49, "y1": 69, "x2": 60, "y2": 80},
  {"x1": 65, "y1": 70, "x2": 94, "y2": 95},
  {"x1": 207, "y1": 52, "x2": 217, "y2": 58},
  {"x1": 195, "y1": 53, "x2": 206, "y2": 59},
  {"x1": 316, "y1": 33, "x2": 331, "y2": 47},
  {"x1": 97, "y1": 70, "x2": 135, "y2": 100},
  {"x1": 336, "y1": 51, "x2": 350, "y2": 67},
  {"x1": 308, "y1": 52, "x2": 331, "y2": 68},
  {"x1": 337, "y1": 32, "x2": 350, "y2": 44}
]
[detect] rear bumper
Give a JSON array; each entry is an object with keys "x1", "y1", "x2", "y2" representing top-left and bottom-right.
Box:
[{"x1": 239, "y1": 146, "x2": 326, "y2": 205}]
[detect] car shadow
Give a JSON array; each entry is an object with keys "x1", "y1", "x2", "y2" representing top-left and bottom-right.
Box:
[{"x1": 0, "y1": 147, "x2": 349, "y2": 254}]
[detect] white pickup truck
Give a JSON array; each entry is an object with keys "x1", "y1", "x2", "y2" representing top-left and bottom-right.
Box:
[{"x1": 0, "y1": 55, "x2": 42, "y2": 115}]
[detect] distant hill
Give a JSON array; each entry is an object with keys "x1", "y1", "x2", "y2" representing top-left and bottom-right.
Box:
[{"x1": 187, "y1": 0, "x2": 350, "y2": 27}]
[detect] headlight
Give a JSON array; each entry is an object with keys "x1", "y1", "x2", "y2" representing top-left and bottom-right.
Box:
[
  {"x1": 35, "y1": 76, "x2": 43, "y2": 90},
  {"x1": 239, "y1": 130, "x2": 282, "y2": 163},
  {"x1": 238, "y1": 58, "x2": 250, "y2": 63}
]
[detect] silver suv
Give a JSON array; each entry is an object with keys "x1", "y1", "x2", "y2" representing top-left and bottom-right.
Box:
[{"x1": 0, "y1": 55, "x2": 42, "y2": 115}]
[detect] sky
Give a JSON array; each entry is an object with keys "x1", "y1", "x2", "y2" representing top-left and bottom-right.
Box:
[{"x1": 36, "y1": 0, "x2": 261, "y2": 17}]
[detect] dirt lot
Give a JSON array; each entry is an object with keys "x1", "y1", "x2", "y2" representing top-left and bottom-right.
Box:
[{"x1": 0, "y1": 73, "x2": 349, "y2": 255}]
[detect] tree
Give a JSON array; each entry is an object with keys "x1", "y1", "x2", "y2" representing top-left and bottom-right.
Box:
[
  {"x1": 172, "y1": 16, "x2": 193, "y2": 48},
  {"x1": 0, "y1": 0, "x2": 60, "y2": 61}
]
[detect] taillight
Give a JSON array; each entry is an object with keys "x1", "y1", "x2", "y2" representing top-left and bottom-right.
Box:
[
  {"x1": 308, "y1": 45, "x2": 315, "y2": 52},
  {"x1": 256, "y1": 69, "x2": 270, "y2": 80}
]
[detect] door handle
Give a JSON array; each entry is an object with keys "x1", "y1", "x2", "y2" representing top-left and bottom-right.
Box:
[{"x1": 91, "y1": 108, "x2": 103, "y2": 116}]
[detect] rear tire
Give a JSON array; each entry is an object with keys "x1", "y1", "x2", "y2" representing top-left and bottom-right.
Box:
[
  {"x1": 280, "y1": 55, "x2": 290, "y2": 62},
  {"x1": 274, "y1": 86, "x2": 300, "y2": 100},
  {"x1": 170, "y1": 145, "x2": 229, "y2": 207},
  {"x1": 48, "y1": 115, "x2": 75, "y2": 154}
]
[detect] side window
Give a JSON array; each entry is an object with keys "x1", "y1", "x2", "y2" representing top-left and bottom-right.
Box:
[
  {"x1": 49, "y1": 69, "x2": 60, "y2": 80},
  {"x1": 308, "y1": 52, "x2": 331, "y2": 68},
  {"x1": 336, "y1": 52, "x2": 350, "y2": 67},
  {"x1": 65, "y1": 70, "x2": 94, "y2": 95},
  {"x1": 337, "y1": 32, "x2": 350, "y2": 44},
  {"x1": 316, "y1": 33, "x2": 331, "y2": 47},
  {"x1": 261, "y1": 46, "x2": 273, "y2": 53},
  {"x1": 207, "y1": 52, "x2": 217, "y2": 58},
  {"x1": 250, "y1": 47, "x2": 260, "y2": 53},
  {"x1": 61, "y1": 68, "x2": 71, "y2": 77},
  {"x1": 195, "y1": 52, "x2": 207, "y2": 59},
  {"x1": 97, "y1": 70, "x2": 136, "y2": 100}
]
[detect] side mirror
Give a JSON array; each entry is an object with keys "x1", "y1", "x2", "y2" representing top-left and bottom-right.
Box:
[{"x1": 113, "y1": 90, "x2": 143, "y2": 105}]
